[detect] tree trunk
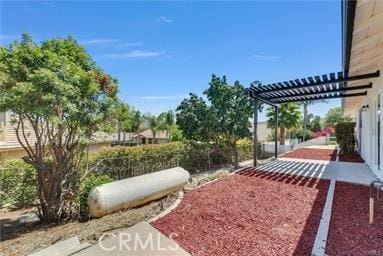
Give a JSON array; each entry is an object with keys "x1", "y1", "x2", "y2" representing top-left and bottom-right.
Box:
[
  {"x1": 36, "y1": 167, "x2": 64, "y2": 223},
  {"x1": 280, "y1": 126, "x2": 286, "y2": 145},
  {"x1": 231, "y1": 143, "x2": 239, "y2": 168},
  {"x1": 303, "y1": 102, "x2": 308, "y2": 141}
]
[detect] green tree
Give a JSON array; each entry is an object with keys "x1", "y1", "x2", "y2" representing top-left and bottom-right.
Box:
[
  {"x1": 301, "y1": 100, "x2": 326, "y2": 141},
  {"x1": 267, "y1": 103, "x2": 302, "y2": 145},
  {"x1": 308, "y1": 115, "x2": 322, "y2": 132},
  {"x1": 159, "y1": 110, "x2": 175, "y2": 140},
  {"x1": 176, "y1": 93, "x2": 218, "y2": 142},
  {"x1": 144, "y1": 114, "x2": 163, "y2": 143},
  {"x1": 325, "y1": 107, "x2": 353, "y2": 126},
  {"x1": 204, "y1": 75, "x2": 253, "y2": 165},
  {"x1": 176, "y1": 75, "x2": 253, "y2": 166},
  {"x1": 170, "y1": 125, "x2": 184, "y2": 141},
  {"x1": 113, "y1": 102, "x2": 131, "y2": 143},
  {"x1": 0, "y1": 34, "x2": 118, "y2": 222}
]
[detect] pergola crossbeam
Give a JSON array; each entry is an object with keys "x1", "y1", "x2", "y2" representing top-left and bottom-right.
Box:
[
  {"x1": 249, "y1": 70, "x2": 379, "y2": 94},
  {"x1": 245, "y1": 69, "x2": 379, "y2": 169},
  {"x1": 268, "y1": 83, "x2": 372, "y2": 100},
  {"x1": 276, "y1": 91, "x2": 367, "y2": 103}
]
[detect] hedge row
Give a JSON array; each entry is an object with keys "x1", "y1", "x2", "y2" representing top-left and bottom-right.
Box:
[
  {"x1": 91, "y1": 140, "x2": 261, "y2": 179},
  {"x1": 335, "y1": 122, "x2": 356, "y2": 155},
  {"x1": 1, "y1": 140, "x2": 259, "y2": 208}
]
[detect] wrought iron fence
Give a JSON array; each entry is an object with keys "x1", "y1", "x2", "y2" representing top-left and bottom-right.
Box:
[
  {"x1": 0, "y1": 144, "x2": 274, "y2": 208},
  {"x1": 90, "y1": 147, "x2": 238, "y2": 180}
]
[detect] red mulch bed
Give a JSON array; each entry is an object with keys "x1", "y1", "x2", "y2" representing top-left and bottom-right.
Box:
[
  {"x1": 338, "y1": 150, "x2": 365, "y2": 163},
  {"x1": 282, "y1": 148, "x2": 337, "y2": 161},
  {"x1": 153, "y1": 168, "x2": 330, "y2": 255},
  {"x1": 326, "y1": 182, "x2": 383, "y2": 256}
]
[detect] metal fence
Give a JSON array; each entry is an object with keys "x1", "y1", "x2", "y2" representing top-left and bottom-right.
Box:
[
  {"x1": 90, "y1": 147, "x2": 239, "y2": 180},
  {"x1": 0, "y1": 144, "x2": 275, "y2": 208}
]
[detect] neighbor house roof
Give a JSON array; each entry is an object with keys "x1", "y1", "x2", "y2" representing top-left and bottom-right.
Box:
[{"x1": 133, "y1": 129, "x2": 168, "y2": 139}]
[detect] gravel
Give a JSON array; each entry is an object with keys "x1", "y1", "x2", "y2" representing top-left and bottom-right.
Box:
[
  {"x1": 283, "y1": 148, "x2": 337, "y2": 161},
  {"x1": 326, "y1": 182, "x2": 383, "y2": 256},
  {"x1": 153, "y1": 167, "x2": 329, "y2": 255}
]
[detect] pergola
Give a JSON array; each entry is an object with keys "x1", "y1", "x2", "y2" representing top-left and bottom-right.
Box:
[{"x1": 245, "y1": 70, "x2": 380, "y2": 167}]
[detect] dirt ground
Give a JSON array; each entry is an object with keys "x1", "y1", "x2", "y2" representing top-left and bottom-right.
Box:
[
  {"x1": 0, "y1": 194, "x2": 177, "y2": 256},
  {"x1": 0, "y1": 168, "x2": 231, "y2": 256}
]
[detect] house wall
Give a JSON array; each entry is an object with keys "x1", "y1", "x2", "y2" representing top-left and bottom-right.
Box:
[
  {"x1": 355, "y1": 74, "x2": 383, "y2": 180},
  {"x1": 0, "y1": 141, "x2": 112, "y2": 166},
  {"x1": 250, "y1": 121, "x2": 271, "y2": 142}
]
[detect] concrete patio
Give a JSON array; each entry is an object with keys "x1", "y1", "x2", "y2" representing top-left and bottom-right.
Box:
[{"x1": 255, "y1": 156, "x2": 376, "y2": 186}]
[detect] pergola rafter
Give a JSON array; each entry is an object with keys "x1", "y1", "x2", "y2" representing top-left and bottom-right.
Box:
[{"x1": 245, "y1": 70, "x2": 380, "y2": 167}]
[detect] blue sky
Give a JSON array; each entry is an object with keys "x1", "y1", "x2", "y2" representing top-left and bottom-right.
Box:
[{"x1": 1, "y1": 1, "x2": 342, "y2": 121}]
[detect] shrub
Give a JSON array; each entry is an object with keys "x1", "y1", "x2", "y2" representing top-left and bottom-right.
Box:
[
  {"x1": 78, "y1": 175, "x2": 113, "y2": 220},
  {"x1": 0, "y1": 159, "x2": 37, "y2": 208},
  {"x1": 335, "y1": 122, "x2": 356, "y2": 155},
  {"x1": 295, "y1": 129, "x2": 314, "y2": 141},
  {"x1": 237, "y1": 139, "x2": 263, "y2": 160},
  {"x1": 92, "y1": 142, "x2": 186, "y2": 178}
]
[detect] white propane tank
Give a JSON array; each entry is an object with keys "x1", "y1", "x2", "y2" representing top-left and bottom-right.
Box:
[{"x1": 88, "y1": 167, "x2": 190, "y2": 218}]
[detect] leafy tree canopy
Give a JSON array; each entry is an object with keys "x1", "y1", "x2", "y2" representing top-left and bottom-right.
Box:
[
  {"x1": 307, "y1": 114, "x2": 322, "y2": 132},
  {"x1": 0, "y1": 34, "x2": 118, "y2": 222},
  {"x1": 325, "y1": 107, "x2": 353, "y2": 126},
  {"x1": 266, "y1": 103, "x2": 301, "y2": 145},
  {"x1": 176, "y1": 75, "x2": 253, "y2": 165},
  {"x1": 176, "y1": 93, "x2": 217, "y2": 141},
  {"x1": 204, "y1": 75, "x2": 253, "y2": 145}
]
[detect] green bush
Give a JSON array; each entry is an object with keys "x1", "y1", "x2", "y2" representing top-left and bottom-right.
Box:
[
  {"x1": 295, "y1": 129, "x2": 314, "y2": 141},
  {"x1": 237, "y1": 139, "x2": 263, "y2": 160},
  {"x1": 0, "y1": 159, "x2": 37, "y2": 208},
  {"x1": 92, "y1": 142, "x2": 186, "y2": 178},
  {"x1": 92, "y1": 140, "x2": 261, "y2": 175},
  {"x1": 78, "y1": 174, "x2": 113, "y2": 220},
  {"x1": 335, "y1": 122, "x2": 356, "y2": 155}
]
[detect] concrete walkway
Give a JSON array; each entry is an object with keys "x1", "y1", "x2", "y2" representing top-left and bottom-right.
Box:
[
  {"x1": 294, "y1": 136, "x2": 328, "y2": 149},
  {"x1": 73, "y1": 222, "x2": 190, "y2": 256},
  {"x1": 257, "y1": 157, "x2": 376, "y2": 185}
]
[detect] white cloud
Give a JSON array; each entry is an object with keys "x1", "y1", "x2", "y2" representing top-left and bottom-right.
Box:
[
  {"x1": 115, "y1": 41, "x2": 142, "y2": 47},
  {"x1": 251, "y1": 54, "x2": 281, "y2": 60},
  {"x1": 140, "y1": 95, "x2": 187, "y2": 100},
  {"x1": 80, "y1": 38, "x2": 118, "y2": 45},
  {"x1": 148, "y1": 16, "x2": 174, "y2": 26},
  {"x1": 100, "y1": 50, "x2": 165, "y2": 59},
  {"x1": 159, "y1": 16, "x2": 173, "y2": 23}
]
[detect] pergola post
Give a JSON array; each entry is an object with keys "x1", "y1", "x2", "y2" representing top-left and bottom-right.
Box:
[
  {"x1": 253, "y1": 99, "x2": 258, "y2": 167},
  {"x1": 274, "y1": 106, "x2": 279, "y2": 159}
]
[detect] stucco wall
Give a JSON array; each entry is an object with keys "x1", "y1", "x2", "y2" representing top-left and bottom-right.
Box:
[
  {"x1": 354, "y1": 73, "x2": 383, "y2": 180},
  {"x1": 0, "y1": 141, "x2": 112, "y2": 166}
]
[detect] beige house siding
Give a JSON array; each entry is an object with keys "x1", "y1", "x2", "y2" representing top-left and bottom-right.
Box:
[
  {"x1": 0, "y1": 141, "x2": 113, "y2": 166},
  {"x1": 342, "y1": 0, "x2": 383, "y2": 179},
  {"x1": 0, "y1": 112, "x2": 114, "y2": 166},
  {"x1": 250, "y1": 121, "x2": 271, "y2": 142}
]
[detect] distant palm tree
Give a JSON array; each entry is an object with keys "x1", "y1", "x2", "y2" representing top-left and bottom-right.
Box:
[
  {"x1": 267, "y1": 103, "x2": 302, "y2": 145},
  {"x1": 159, "y1": 110, "x2": 175, "y2": 140},
  {"x1": 144, "y1": 114, "x2": 161, "y2": 143}
]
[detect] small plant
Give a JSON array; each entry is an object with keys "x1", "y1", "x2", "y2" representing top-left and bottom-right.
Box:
[
  {"x1": 78, "y1": 175, "x2": 113, "y2": 220},
  {"x1": 335, "y1": 122, "x2": 356, "y2": 155}
]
